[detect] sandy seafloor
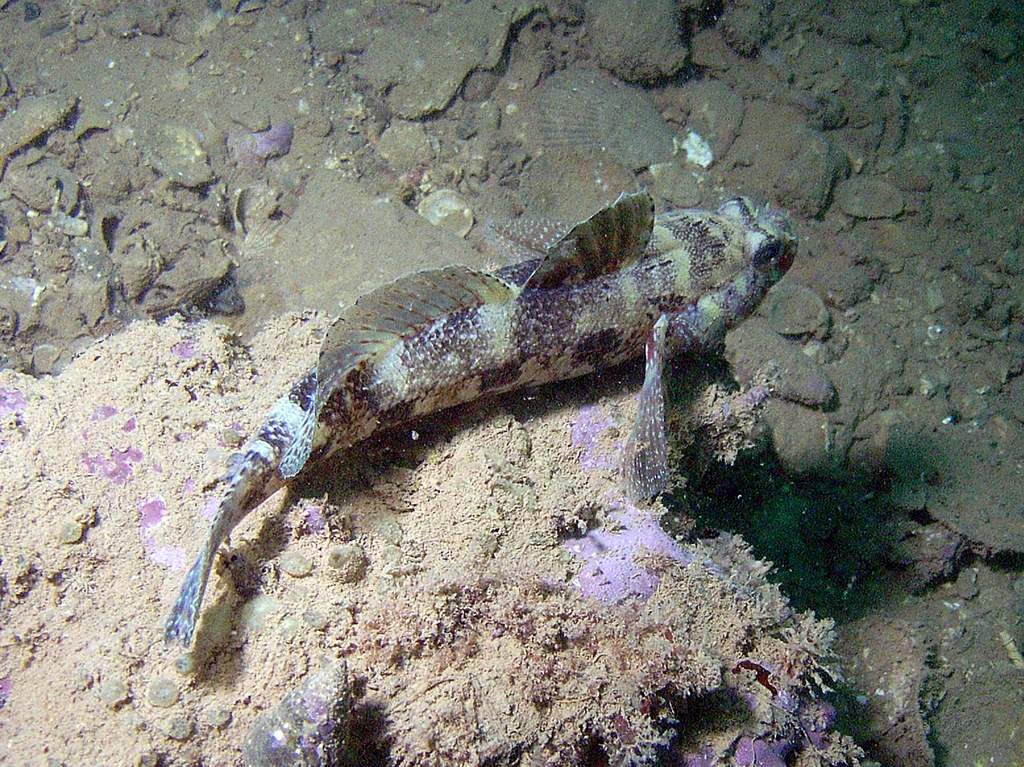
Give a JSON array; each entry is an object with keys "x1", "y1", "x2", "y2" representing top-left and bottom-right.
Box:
[{"x1": 0, "y1": 0, "x2": 1023, "y2": 765}]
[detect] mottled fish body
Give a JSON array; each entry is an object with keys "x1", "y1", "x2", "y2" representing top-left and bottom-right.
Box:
[{"x1": 166, "y1": 193, "x2": 796, "y2": 645}]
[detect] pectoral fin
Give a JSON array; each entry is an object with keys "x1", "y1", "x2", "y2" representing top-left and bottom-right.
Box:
[{"x1": 621, "y1": 314, "x2": 670, "y2": 502}]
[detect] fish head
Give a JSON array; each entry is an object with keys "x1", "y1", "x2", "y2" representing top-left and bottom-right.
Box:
[{"x1": 718, "y1": 196, "x2": 798, "y2": 283}]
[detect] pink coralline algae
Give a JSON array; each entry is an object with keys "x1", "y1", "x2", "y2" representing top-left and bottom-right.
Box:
[
  {"x1": 171, "y1": 340, "x2": 197, "y2": 359},
  {"x1": 677, "y1": 746, "x2": 717, "y2": 766},
  {"x1": 733, "y1": 736, "x2": 791, "y2": 767},
  {"x1": 138, "y1": 497, "x2": 187, "y2": 570},
  {"x1": 0, "y1": 388, "x2": 27, "y2": 417},
  {"x1": 228, "y1": 122, "x2": 294, "y2": 167},
  {"x1": 82, "y1": 446, "x2": 143, "y2": 484},
  {"x1": 565, "y1": 497, "x2": 694, "y2": 604},
  {"x1": 91, "y1": 404, "x2": 118, "y2": 421},
  {"x1": 302, "y1": 505, "x2": 327, "y2": 535},
  {"x1": 566, "y1": 404, "x2": 693, "y2": 604},
  {"x1": 570, "y1": 404, "x2": 619, "y2": 471}
]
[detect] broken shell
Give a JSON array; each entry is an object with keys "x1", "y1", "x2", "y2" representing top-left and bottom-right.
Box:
[{"x1": 416, "y1": 189, "x2": 474, "y2": 238}]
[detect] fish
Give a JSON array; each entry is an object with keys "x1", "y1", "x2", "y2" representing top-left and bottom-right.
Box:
[{"x1": 164, "y1": 191, "x2": 797, "y2": 646}]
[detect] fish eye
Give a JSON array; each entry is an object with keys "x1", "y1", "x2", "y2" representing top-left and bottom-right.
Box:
[{"x1": 754, "y1": 239, "x2": 782, "y2": 267}]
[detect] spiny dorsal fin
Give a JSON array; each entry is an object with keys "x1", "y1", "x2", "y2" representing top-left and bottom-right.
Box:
[
  {"x1": 523, "y1": 191, "x2": 655, "y2": 290},
  {"x1": 315, "y1": 265, "x2": 517, "y2": 410},
  {"x1": 484, "y1": 215, "x2": 573, "y2": 263}
]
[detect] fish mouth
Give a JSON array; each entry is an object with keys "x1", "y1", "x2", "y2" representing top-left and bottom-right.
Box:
[{"x1": 754, "y1": 205, "x2": 798, "y2": 274}]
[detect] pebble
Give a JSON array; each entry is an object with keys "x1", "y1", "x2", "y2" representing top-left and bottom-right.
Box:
[
  {"x1": 303, "y1": 609, "x2": 329, "y2": 630},
  {"x1": 240, "y1": 594, "x2": 279, "y2": 633},
  {"x1": 762, "y1": 282, "x2": 831, "y2": 338},
  {"x1": 280, "y1": 549, "x2": 312, "y2": 578},
  {"x1": 327, "y1": 543, "x2": 368, "y2": 583},
  {"x1": 0, "y1": 94, "x2": 77, "y2": 161},
  {"x1": 147, "y1": 677, "x2": 179, "y2": 708},
  {"x1": 164, "y1": 715, "x2": 194, "y2": 741},
  {"x1": 416, "y1": 189, "x2": 474, "y2": 238},
  {"x1": 201, "y1": 705, "x2": 232, "y2": 729},
  {"x1": 31, "y1": 343, "x2": 62, "y2": 375},
  {"x1": 56, "y1": 519, "x2": 84, "y2": 544},
  {"x1": 377, "y1": 121, "x2": 433, "y2": 170},
  {"x1": 650, "y1": 162, "x2": 702, "y2": 208},
  {"x1": 98, "y1": 676, "x2": 129, "y2": 708},
  {"x1": 219, "y1": 426, "x2": 244, "y2": 448},
  {"x1": 834, "y1": 177, "x2": 905, "y2": 219},
  {"x1": 144, "y1": 123, "x2": 215, "y2": 188},
  {"x1": 279, "y1": 615, "x2": 301, "y2": 640},
  {"x1": 173, "y1": 652, "x2": 196, "y2": 676}
]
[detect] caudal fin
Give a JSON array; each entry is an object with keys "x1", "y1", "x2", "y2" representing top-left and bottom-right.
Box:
[{"x1": 164, "y1": 370, "x2": 317, "y2": 645}]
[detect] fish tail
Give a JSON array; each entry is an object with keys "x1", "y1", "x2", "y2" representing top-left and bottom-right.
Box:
[{"x1": 164, "y1": 370, "x2": 317, "y2": 646}]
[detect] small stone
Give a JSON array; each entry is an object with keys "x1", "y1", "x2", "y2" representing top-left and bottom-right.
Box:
[
  {"x1": 763, "y1": 282, "x2": 831, "y2": 338},
  {"x1": 925, "y1": 283, "x2": 946, "y2": 313},
  {"x1": 144, "y1": 123, "x2": 215, "y2": 188},
  {"x1": 147, "y1": 677, "x2": 179, "y2": 708},
  {"x1": 164, "y1": 715, "x2": 193, "y2": 741},
  {"x1": 0, "y1": 93, "x2": 77, "y2": 160},
  {"x1": 834, "y1": 177, "x2": 905, "y2": 219},
  {"x1": 590, "y1": 0, "x2": 688, "y2": 82},
  {"x1": 240, "y1": 594, "x2": 278, "y2": 633},
  {"x1": 416, "y1": 189, "x2": 474, "y2": 238},
  {"x1": 31, "y1": 343, "x2": 62, "y2": 375},
  {"x1": 137, "y1": 752, "x2": 160, "y2": 767},
  {"x1": 279, "y1": 615, "x2": 301, "y2": 640},
  {"x1": 173, "y1": 652, "x2": 196, "y2": 676},
  {"x1": 201, "y1": 705, "x2": 232, "y2": 729},
  {"x1": 56, "y1": 520, "x2": 84, "y2": 544},
  {"x1": 280, "y1": 550, "x2": 312, "y2": 578},
  {"x1": 303, "y1": 609, "x2": 329, "y2": 630},
  {"x1": 377, "y1": 121, "x2": 433, "y2": 170},
  {"x1": 650, "y1": 162, "x2": 702, "y2": 208},
  {"x1": 98, "y1": 676, "x2": 129, "y2": 708},
  {"x1": 327, "y1": 543, "x2": 368, "y2": 583},
  {"x1": 220, "y1": 426, "x2": 244, "y2": 448}
]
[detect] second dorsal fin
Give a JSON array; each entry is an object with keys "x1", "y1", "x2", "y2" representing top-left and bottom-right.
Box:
[
  {"x1": 523, "y1": 191, "x2": 655, "y2": 290},
  {"x1": 315, "y1": 265, "x2": 516, "y2": 410}
]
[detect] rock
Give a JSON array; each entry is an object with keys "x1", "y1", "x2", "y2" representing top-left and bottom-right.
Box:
[
  {"x1": 838, "y1": 620, "x2": 934, "y2": 767},
  {"x1": 763, "y1": 399, "x2": 834, "y2": 475},
  {"x1": 143, "y1": 124, "x2": 215, "y2": 188},
  {"x1": 98, "y1": 676, "x2": 129, "y2": 709},
  {"x1": 377, "y1": 121, "x2": 433, "y2": 170},
  {"x1": 0, "y1": 94, "x2": 77, "y2": 163},
  {"x1": 139, "y1": 244, "x2": 233, "y2": 317},
  {"x1": 719, "y1": 0, "x2": 770, "y2": 56},
  {"x1": 361, "y1": 0, "x2": 540, "y2": 119},
  {"x1": 726, "y1": 318, "x2": 836, "y2": 408},
  {"x1": 416, "y1": 189, "x2": 474, "y2": 238},
  {"x1": 728, "y1": 101, "x2": 848, "y2": 218},
  {"x1": 762, "y1": 282, "x2": 831, "y2": 338},
  {"x1": 31, "y1": 343, "x2": 62, "y2": 375},
  {"x1": 835, "y1": 177, "x2": 906, "y2": 219},
  {"x1": 868, "y1": 10, "x2": 908, "y2": 52},
  {"x1": 56, "y1": 519, "x2": 84, "y2": 544},
  {"x1": 677, "y1": 78, "x2": 745, "y2": 157},
  {"x1": 650, "y1": 161, "x2": 703, "y2": 208},
  {"x1": 589, "y1": 0, "x2": 688, "y2": 82},
  {"x1": 280, "y1": 550, "x2": 313, "y2": 578},
  {"x1": 327, "y1": 543, "x2": 367, "y2": 583},
  {"x1": 146, "y1": 677, "x2": 179, "y2": 708}
]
